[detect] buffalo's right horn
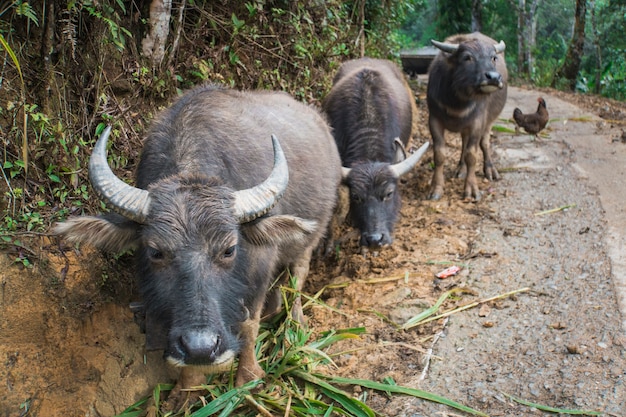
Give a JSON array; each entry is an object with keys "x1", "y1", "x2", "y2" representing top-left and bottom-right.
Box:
[
  {"x1": 431, "y1": 39, "x2": 459, "y2": 53},
  {"x1": 89, "y1": 126, "x2": 152, "y2": 223},
  {"x1": 494, "y1": 40, "x2": 506, "y2": 54},
  {"x1": 389, "y1": 141, "x2": 430, "y2": 178},
  {"x1": 232, "y1": 134, "x2": 289, "y2": 223}
]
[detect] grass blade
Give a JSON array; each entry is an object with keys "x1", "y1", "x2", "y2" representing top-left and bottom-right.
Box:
[
  {"x1": 318, "y1": 374, "x2": 489, "y2": 417},
  {"x1": 190, "y1": 379, "x2": 262, "y2": 417},
  {"x1": 292, "y1": 370, "x2": 375, "y2": 417},
  {"x1": 401, "y1": 289, "x2": 455, "y2": 330},
  {"x1": 502, "y1": 392, "x2": 602, "y2": 415}
]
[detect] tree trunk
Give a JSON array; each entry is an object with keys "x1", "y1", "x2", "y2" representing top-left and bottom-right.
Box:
[
  {"x1": 141, "y1": 0, "x2": 172, "y2": 68},
  {"x1": 526, "y1": 0, "x2": 542, "y2": 77},
  {"x1": 553, "y1": 0, "x2": 587, "y2": 90},
  {"x1": 590, "y1": 1, "x2": 602, "y2": 94},
  {"x1": 359, "y1": 0, "x2": 365, "y2": 58},
  {"x1": 515, "y1": 0, "x2": 542, "y2": 79},
  {"x1": 471, "y1": 0, "x2": 483, "y2": 32},
  {"x1": 516, "y1": 0, "x2": 527, "y2": 77}
]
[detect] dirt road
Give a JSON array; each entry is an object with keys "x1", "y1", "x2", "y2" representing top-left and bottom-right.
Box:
[
  {"x1": 392, "y1": 86, "x2": 626, "y2": 416},
  {"x1": 1, "y1": 86, "x2": 625, "y2": 417}
]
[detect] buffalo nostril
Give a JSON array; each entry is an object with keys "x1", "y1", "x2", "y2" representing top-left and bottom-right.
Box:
[
  {"x1": 180, "y1": 331, "x2": 221, "y2": 363},
  {"x1": 486, "y1": 71, "x2": 501, "y2": 81},
  {"x1": 362, "y1": 233, "x2": 383, "y2": 247}
]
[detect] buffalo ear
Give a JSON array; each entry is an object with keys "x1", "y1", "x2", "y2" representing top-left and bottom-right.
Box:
[
  {"x1": 392, "y1": 138, "x2": 407, "y2": 163},
  {"x1": 53, "y1": 213, "x2": 141, "y2": 253},
  {"x1": 241, "y1": 215, "x2": 318, "y2": 246}
]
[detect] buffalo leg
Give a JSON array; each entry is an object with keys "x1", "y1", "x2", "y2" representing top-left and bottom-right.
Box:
[
  {"x1": 428, "y1": 118, "x2": 446, "y2": 200},
  {"x1": 162, "y1": 366, "x2": 207, "y2": 413},
  {"x1": 455, "y1": 134, "x2": 469, "y2": 179},
  {"x1": 289, "y1": 246, "x2": 313, "y2": 325},
  {"x1": 236, "y1": 289, "x2": 266, "y2": 387},
  {"x1": 463, "y1": 137, "x2": 481, "y2": 201},
  {"x1": 480, "y1": 127, "x2": 500, "y2": 181}
]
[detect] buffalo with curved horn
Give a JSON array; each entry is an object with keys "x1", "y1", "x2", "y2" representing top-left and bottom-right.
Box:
[
  {"x1": 322, "y1": 57, "x2": 428, "y2": 248},
  {"x1": 55, "y1": 84, "x2": 342, "y2": 407},
  {"x1": 427, "y1": 32, "x2": 508, "y2": 201}
]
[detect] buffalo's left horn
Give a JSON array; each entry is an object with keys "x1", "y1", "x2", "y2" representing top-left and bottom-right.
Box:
[
  {"x1": 494, "y1": 40, "x2": 506, "y2": 54},
  {"x1": 233, "y1": 134, "x2": 289, "y2": 223},
  {"x1": 389, "y1": 141, "x2": 430, "y2": 178},
  {"x1": 431, "y1": 39, "x2": 459, "y2": 54},
  {"x1": 89, "y1": 126, "x2": 152, "y2": 223}
]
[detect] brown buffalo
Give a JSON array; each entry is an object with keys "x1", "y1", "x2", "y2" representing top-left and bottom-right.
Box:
[{"x1": 427, "y1": 32, "x2": 508, "y2": 200}]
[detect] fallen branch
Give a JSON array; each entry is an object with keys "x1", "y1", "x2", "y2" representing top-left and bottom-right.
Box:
[{"x1": 420, "y1": 316, "x2": 449, "y2": 381}]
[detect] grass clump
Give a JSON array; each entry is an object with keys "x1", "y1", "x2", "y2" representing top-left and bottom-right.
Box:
[{"x1": 114, "y1": 281, "x2": 487, "y2": 417}]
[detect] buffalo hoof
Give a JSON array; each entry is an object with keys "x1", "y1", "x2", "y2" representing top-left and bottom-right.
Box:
[
  {"x1": 428, "y1": 191, "x2": 443, "y2": 201},
  {"x1": 161, "y1": 367, "x2": 207, "y2": 413},
  {"x1": 235, "y1": 360, "x2": 265, "y2": 387},
  {"x1": 429, "y1": 184, "x2": 444, "y2": 201},
  {"x1": 484, "y1": 165, "x2": 500, "y2": 181},
  {"x1": 455, "y1": 165, "x2": 468, "y2": 179},
  {"x1": 463, "y1": 189, "x2": 481, "y2": 202}
]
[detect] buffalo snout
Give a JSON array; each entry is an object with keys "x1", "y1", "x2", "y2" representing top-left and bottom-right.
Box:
[
  {"x1": 481, "y1": 70, "x2": 504, "y2": 92},
  {"x1": 181, "y1": 330, "x2": 221, "y2": 363},
  {"x1": 167, "y1": 327, "x2": 236, "y2": 368},
  {"x1": 360, "y1": 231, "x2": 391, "y2": 248}
]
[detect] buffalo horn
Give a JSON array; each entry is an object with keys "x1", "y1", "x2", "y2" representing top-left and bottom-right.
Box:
[
  {"x1": 233, "y1": 134, "x2": 289, "y2": 223},
  {"x1": 494, "y1": 40, "x2": 506, "y2": 54},
  {"x1": 389, "y1": 141, "x2": 430, "y2": 178},
  {"x1": 431, "y1": 39, "x2": 459, "y2": 54},
  {"x1": 89, "y1": 126, "x2": 152, "y2": 223}
]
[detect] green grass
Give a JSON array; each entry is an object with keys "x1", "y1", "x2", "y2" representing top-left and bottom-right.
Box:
[
  {"x1": 114, "y1": 282, "x2": 603, "y2": 417},
  {"x1": 114, "y1": 282, "x2": 488, "y2": 417}
]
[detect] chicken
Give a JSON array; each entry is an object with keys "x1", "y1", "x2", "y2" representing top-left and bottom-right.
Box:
[{"x1": 513, "y1": 97, "x2": 549, "y2": 138}]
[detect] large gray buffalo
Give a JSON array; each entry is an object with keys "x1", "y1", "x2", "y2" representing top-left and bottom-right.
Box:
[
  {"x1": 322, "y1": 57, "x2": 429, "y2": 248},
  {"x1": 427, "y1": 32, "x2": 508, "y2": 201},
  {"x1": 54, "y1": 84, "x2": 341, "y2": 406}
]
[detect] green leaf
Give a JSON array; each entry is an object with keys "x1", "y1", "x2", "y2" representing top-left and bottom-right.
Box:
[
  {"x1": 231, "y1": 13, "x2": 245, "y2": 30},
  {"x1": 292, "y1": 371, "x2": 375, "y2": 417},
  {"x1": 191, "y1": 379, "x2": 262, "y2": 417},
  {"x1": 401, "y1": 290, "x2": 454, "y2": 330},
  {"x1": 316, "y1": 374, "x2": 489, "y2": 417},
  {"x1": 502, "y1": 392, "x2": 603, "y2": 415}
]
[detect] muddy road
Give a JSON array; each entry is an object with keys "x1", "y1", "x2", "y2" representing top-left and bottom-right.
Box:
[{"x1": 1, "y1": 86, "x2": 626, "y2": 417}]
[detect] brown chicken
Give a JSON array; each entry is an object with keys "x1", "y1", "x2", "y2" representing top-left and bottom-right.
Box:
[{"x1": 513, "y1": 97, "x2": 549, "y2": 138}]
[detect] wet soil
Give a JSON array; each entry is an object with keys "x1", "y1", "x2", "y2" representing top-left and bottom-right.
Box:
[{"x1": 1, "y1": 85, "x2": 626, "y2": 417}]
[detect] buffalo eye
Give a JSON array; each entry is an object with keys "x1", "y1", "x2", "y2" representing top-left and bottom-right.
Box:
[
  {"x1": 383, "y1": 190, "x2": 394, "y2": 201},
  {"x1": 463, "y1": 53, "x2": 474, "y2": 63},
  {"x1": 223, "y1": 245, "x2": 236, "y2": 259},
  {"x1": 147, "y1": 246, "x2": 164, "y2": 262},
  {"x1": 351, "y1": 193, "x2": 363, "y2": 204}
]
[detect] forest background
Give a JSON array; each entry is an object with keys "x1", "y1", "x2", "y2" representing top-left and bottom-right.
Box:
[{"x1": 0, "y1": 0, "x2": 625, "y2": 255}]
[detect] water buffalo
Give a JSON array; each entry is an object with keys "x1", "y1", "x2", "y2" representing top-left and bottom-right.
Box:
[
  {"x1": 427, "y1": 32, "x2": 508, "y2": 201},
  {"x1": 54, "y1": 84, "x2": 341, "y2": 405},
  {"x1": 322, "y1": 57, "x2": 429, "y2": 248}
]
